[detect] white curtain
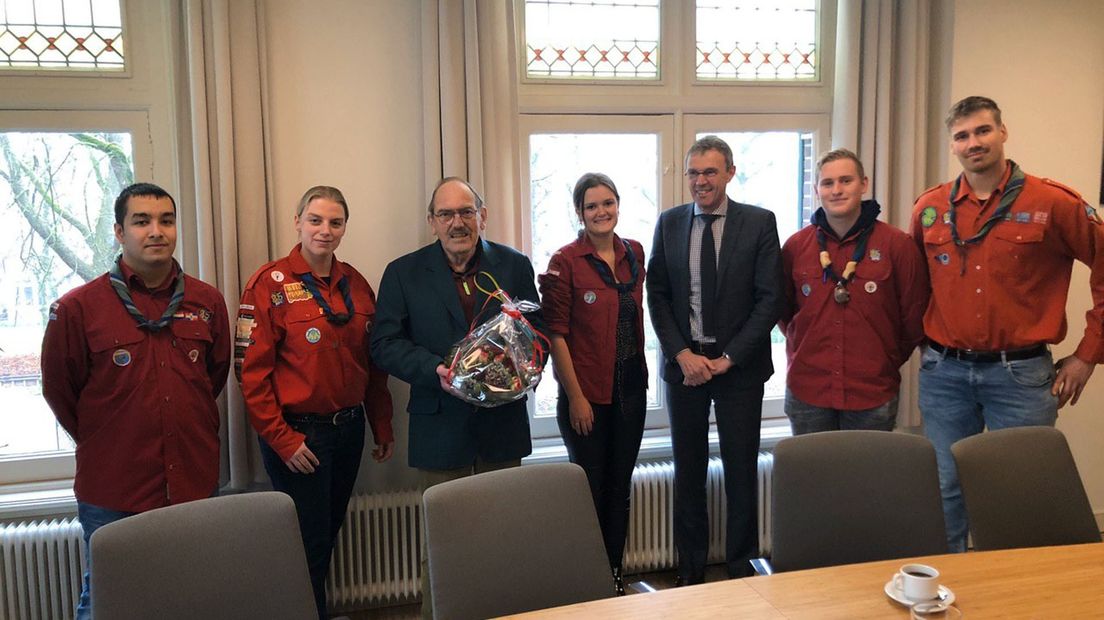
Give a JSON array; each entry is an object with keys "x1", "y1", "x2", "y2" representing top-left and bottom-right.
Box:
[
  {"x1": 833, "y1": 0, "x2": 941, "y2": 427},
  {"x1": 422, "y1": 0, "x2": 522, "y2": 245},
  {"x1": 180, "y1": 0, "x2": 275, "y2": 490}
]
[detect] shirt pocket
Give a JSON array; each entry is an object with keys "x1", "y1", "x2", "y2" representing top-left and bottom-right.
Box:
[
  {"x1": 989, "y1": 224, "x2": 1045, "y2": 280},
  {"x1": 171, "y1": 318, "x2": 214, "y2": 372},
  {"x1": 284, "y1": 307, "x2": 331, "y2": 356},
  {"x1": 87, "y1": 326, "x2": 145, "y2": 373},
  {"x1": 855, "y1": 258, "x2": 891, "y2": 287}
]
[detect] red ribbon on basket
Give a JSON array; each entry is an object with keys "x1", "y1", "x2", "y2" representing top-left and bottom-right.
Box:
[{"x1": 446, "y1": 271, "x2": 549, "y2": 382}]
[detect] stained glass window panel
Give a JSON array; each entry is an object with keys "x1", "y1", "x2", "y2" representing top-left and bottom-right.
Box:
[
  {"x1": 525, "y1": 0, "x2": 660, "y2": 79},
  {"x1": 696, "y1": 0, "x2": 816, "y2": 81},
  {"x1": 0, "y1": 0, "x2": 125, "y2": 70}
]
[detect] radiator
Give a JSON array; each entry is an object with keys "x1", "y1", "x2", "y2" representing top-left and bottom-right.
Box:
[
  {"x1": 0, "y1": 454, "x2": 775, "y2": 618},
  {"x1": 623, "y1": 453, "x2": 774, "y2": 573},
  {"x1": 0, "y1": 518, "x2": 83, "y2": 620}
]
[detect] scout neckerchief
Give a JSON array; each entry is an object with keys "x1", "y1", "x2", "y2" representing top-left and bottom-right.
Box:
[
  {"x1": 109, "y1": 256, "x2": 186, "y2": 332},
  {"x1": 948, "y1": 160, "x2": 1026, "y2": 275},
  {"x1": 583, "y1": 238, "x2": 639, "y2": 293},
  {"x1": 299, "y1": 271, "x2": 354, "y2": 325},
  {"x1": 817, "y1": 222, "x2": 873, "y2": 305}
]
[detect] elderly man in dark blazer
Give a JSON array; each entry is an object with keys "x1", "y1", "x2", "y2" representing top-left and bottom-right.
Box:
[
  {"x1": 370, "y1": 177, "x2": 544, "y2": 618},
  {"x1": 647, "y1": 135, "x2": 784, "y2": 584}
]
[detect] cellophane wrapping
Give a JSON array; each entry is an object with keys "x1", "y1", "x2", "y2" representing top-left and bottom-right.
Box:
[{"x1": 444, "y1": 296, "x2": 545, "y2": 407}]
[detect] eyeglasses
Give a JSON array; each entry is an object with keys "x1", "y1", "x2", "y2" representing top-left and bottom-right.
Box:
[
  {"x1": 432, "y1": 208, "x2": 479, "y2": 223},
  {"x1": 685, "y1": 168, "x2": 721, "y2": 181}
]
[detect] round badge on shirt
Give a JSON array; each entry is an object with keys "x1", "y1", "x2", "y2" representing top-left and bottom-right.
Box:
[
  {"x1": 305, "y1": 327, "x2": 322, "y2": 344},
  {"x1": 271, "y1": 270, "x2": 285, "y2": 282},
  {"x1": 865, "y1": 281, "x2": 878, "y2": 294},
  {"x1": 583, "y1": 291, "x2": 597, "y2": 304},
  {"x1": 112, "y1": 349, "x2": 132, "y2": 367}
]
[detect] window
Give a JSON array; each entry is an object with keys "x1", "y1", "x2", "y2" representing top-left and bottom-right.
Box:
[
  {"x1": 523, "y1": 115, "x2": 675, "y2": 435},
  {"x1": 0, "y1": 129, "x2": 135, "y2": 460},
  {"x1": 514, "y1": 1, "x2": 835, "y2": 438},
  {"x1": 0, "y1": 0, "x2": 177, "y2": 488},
  {"x1": 695, "y1": 0, "x2": 818, "y2": 81},
  {"x1": 524, "y1": 0, "x2": 660, "y2": 80},
  {"x1": 0, "y1": 0, "x2": 125, "y2": 71}
]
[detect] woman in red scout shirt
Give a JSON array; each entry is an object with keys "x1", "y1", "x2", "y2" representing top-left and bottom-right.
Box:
[
  {"x1": 538, "y1": 173, "x2": 647, "y2": 595},
  {"x1": 236, "y1": 186, "x2": 393, "y2": 620}
]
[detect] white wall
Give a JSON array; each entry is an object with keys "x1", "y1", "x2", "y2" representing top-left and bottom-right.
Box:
[
  {"x1": 946, "y1": 0, "x2": 1104, "y2": 520},
  {"x1": 263, "y1": 0, "x2": 426, "y2": 489}
]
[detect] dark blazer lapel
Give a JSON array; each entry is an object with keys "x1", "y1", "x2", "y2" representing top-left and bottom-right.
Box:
[
  {"x1": 672, "y1": 205, "x2": 694, "y2": 288},
  {"x1": 423, "y1": 241, "x2": 468, "y2": 331},
  {"x1": 716, "y1": 198, "x2": 743, "y2": 285}
]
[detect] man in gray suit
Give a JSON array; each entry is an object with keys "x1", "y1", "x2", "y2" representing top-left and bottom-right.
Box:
[
  {"x1": 370, "y1": 176, "x2": 543, "y2": 618},
  {"x1": 647, "y1": 135, "x2": 783, "y2": 583}
]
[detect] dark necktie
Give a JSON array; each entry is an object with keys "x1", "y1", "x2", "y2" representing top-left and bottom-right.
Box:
[{"x1": 699, "y1": 213, "x2": 719, "y2": 339}]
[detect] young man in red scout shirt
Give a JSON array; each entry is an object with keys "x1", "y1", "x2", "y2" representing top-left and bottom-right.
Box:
[
  {"x1": 911, "y1": 96, "x2": 1104, "y2": 552},
  {"x1": 781, "y1": 149, "x2": 928, "y2": 434},
  {"x1": 41, "y1": 182, "x2": 231, "y2": 620}
]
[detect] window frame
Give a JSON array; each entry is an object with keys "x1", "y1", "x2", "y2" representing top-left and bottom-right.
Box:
[
  {"x1": 0, "y1": 0, "x2": 133, "y2": 77},
  {"x1": 519, "y1": 114, "x2": 676, "y2": 437},
  {"x1": 0, "y1": 109, "x2": 152, "y2": 484},
  {"x1": 512, "y1": 0, "x2": 837, "y2": 441},
  {"x1": 689, "y1": 0, "x2": 825, "y2": 86},
  {"x1": 0, "y1": 0, "x2": 178, "y2": 489}
]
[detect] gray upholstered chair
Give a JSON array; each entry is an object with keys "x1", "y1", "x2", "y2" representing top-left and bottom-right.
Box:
[
  {"x1": 422, "y1": 463, "x2": 612, "y2": 620},
  {"x1": 767, "y1": 430, "x2": 947, "y2": 572},
  {"x1": 951, "y1": 426, "x2": 1101, "y2": 551},
  {"x1": 90, "y1": 491, "x2": 316, "y2": 620}
]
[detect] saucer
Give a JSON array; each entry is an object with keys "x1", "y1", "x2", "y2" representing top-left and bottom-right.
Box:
[{"x1": 883, "y1": 580, "x2": 956, "y2": 607}]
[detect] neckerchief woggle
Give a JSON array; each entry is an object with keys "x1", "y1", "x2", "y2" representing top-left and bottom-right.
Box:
[
  {"x1": 109, "y1": 256, "x2": 185, "y2": 331},
  {"x1": 948, "y1": 160, "x2": 1026, "y2": 275},
  {"x1": 816, "y1": 223, "x2": 873, "y2": 305},
  {"x1": 299, "y1": 271, "x2": 355, "y2": 325}
]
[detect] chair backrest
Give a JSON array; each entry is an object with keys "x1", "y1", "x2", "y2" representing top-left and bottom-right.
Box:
[
  {"x1": 423, "y1": 463, "x2": 612, "y2": 620},
  {"x1": 91, "y1": 491, "x2": 316, "y2": 620},
  {"x1": 770, "y1": 430, "x2": 947, "y2": 572},
  {"x1": 951, "y1": 426, "x2": 1101, "y2": 551}
]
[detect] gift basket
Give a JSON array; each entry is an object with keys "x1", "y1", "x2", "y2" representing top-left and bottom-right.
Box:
[{"x1": 444, "y1": 273, "x2": 548, "y2": 407}]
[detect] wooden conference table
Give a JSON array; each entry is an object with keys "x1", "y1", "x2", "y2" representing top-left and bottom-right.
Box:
[{"x1": 504, "y1": 542, "x2": 1104, "y2": 619}]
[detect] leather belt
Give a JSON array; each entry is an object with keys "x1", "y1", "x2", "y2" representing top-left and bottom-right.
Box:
[
  {"x1": 690, "y1": 341, "x2": 721, "y2": 358},
  {"x1": 929, "y1": 342, "x2": 1047, "y2": 363},
  {"x1": 283, "y1": 403, "x2": 364, "y2": 426}
]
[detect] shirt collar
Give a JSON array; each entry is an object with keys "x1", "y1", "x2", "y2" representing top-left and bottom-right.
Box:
[
  {"x1": 952, "y1": 160, "x2": 1013, "y2": 204},
  {"x1": 121, "y1": 259, "x2": 180, "y2": 293},
  {"x1": 577, "y1": 232, "x2": 627, "y2": 261},
  {"x1": 441, "y1": 239, "x2": 484, "y2": 277},
  {"x1": 694, "y1": 199, "x2": 730, "y2": 218},
  {"x1": 288, "y1": 243, "x2": 345, "y2": 280}
]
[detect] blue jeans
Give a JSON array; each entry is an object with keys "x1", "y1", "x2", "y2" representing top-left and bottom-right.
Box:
[
  {"x1": 917, "y1": 345, "x2": 1058, "y2": 553},
  {"x1": 259, "y1": 413, "x2": 365, "y2": 620},
  {"x1": 783, "y1": 390, "x2": 899, "y2": 435},
  {"x1": 75, "y1": 502, "x2": 138, "y2": 620}
]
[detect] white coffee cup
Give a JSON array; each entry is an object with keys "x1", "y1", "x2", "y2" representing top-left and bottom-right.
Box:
[{"x1": 892, "y1": 563, "x2": 940, "y2": 601}]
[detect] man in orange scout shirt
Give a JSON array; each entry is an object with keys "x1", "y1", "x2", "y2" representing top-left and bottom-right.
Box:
[{"x1": 911, "y1": 96, "x2": 1104, "y2": 552}]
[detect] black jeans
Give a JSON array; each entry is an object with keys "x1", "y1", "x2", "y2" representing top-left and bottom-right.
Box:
[
  {"x1": 667, "y1": 374, "x2": 763, "y2": 582},
  {"x1": 259, "y1": 413, "x2": 365, "y2": 620},
  {"x1": 556, "y1": 359, "x2": 646, "y2": 570}
]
